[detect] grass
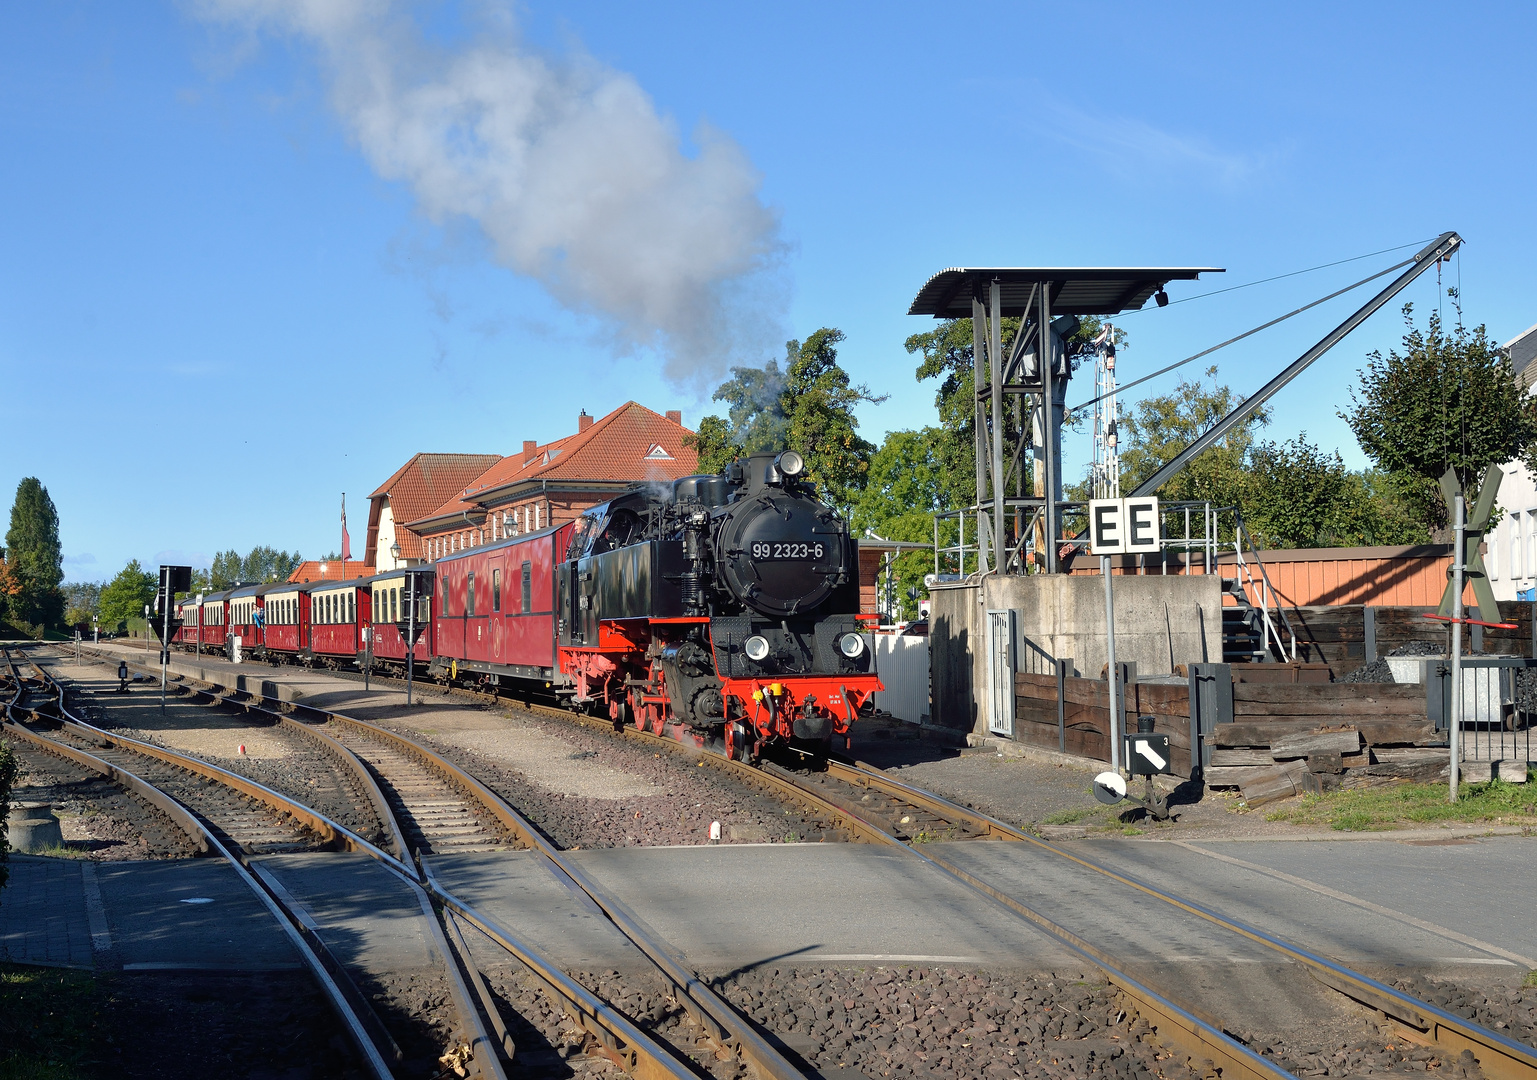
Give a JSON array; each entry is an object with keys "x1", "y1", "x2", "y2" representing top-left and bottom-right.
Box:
[
  {"x1": 1524, "y1": 970, "x2": 1537, "y2": 988},
  {"x1": 1263, "y1": 773, "x2": 1537, "y2": 832},
  {"x1": 0, "y1": 963, "x2": 103, "y2": 1080}
]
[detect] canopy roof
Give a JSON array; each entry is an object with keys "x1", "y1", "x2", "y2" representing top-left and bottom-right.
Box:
[{"x1": 908, "y1": 266, "x2": 1223, "y2": 319}]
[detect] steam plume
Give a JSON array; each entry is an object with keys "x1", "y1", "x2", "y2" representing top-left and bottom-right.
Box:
[{"x1": 197, "y1": 1, "x2": 785, "y2": 383}]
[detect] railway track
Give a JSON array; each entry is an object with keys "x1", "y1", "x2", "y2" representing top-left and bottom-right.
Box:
[
  {"x1": 57, "y1": 642, "x2": 1537, "y2": 1080},
  {"x1": 29, "y1": 645, "x2": 803, "y2": 1080}
]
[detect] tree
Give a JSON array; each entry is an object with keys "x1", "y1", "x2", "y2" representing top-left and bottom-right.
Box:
[
  {"x1": 1341, "y1": 303, "x2": 1537, "y2": 532},
  {"x1": 909, "y1": 316, "x2": 1119, "y2": 512},
  {"x1": 782, "y1": 329, "x2": 885, "y2": 512},
  {"x1": 62, "y1": 581, "x2": 103, "y2": 630},
  {"x1": 684, "y1": 415, "x2": 734, "y2": 475},
  {"x1": 1241, "y1": 435, "x2": 1421, "y2": 548},
  {"x1": 5, "y1": 478, "x2": 64, "y2": 632},
  {"x1": 210, "y1": 550, "x2": 243, "y2": 589},
  {"x1": 99, "y1": 560, "x2": 157, "y2": 630},
  {"x1": 1116, "y1": 366, "x2": 1271, "y2": 507},
  {"x1": 687, "y1": 328, "x2": 884, "y2": 514},
  {"x1": 242, "y1": 546, "x2": 303, "y2": 584},
  {"x1": 852, "y1": 429, "x2": 949, "y2": 618}
]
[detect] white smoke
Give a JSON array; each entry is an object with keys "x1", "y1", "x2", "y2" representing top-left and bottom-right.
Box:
[{"x1": 196, "y1": 1, "x2": 785, "y2": 384}]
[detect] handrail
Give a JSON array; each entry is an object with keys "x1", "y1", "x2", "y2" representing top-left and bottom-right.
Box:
[{"x1": 1231, "y1": 513, "x2": 1298, "y2": 661}]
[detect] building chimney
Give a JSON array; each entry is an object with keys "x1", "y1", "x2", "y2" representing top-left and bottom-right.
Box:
[
  {"x1": 523, "y1": 440, "x2": 537, "y2": 463},
  {"x1": 666, "y1": 410, "x2": 682, "y2": 425},
  {"x1": 578, "y1": 410, "x2": 593, "y2": 432}
]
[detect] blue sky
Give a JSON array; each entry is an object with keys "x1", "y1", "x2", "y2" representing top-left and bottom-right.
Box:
[{"x1": 3, "y1": 2, "x2": 1534, "y2": 583}]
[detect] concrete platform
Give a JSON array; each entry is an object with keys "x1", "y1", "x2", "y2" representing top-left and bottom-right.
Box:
[
  {"x1": 562, "y1": 842, "x2": 1087, "y2": 972},
  {"x1": 1070, "y1": 837, "x2": 1537, "y2": 974},
  {"x1": 0, "y1": 855, "x2": 302, "y2": 971}
]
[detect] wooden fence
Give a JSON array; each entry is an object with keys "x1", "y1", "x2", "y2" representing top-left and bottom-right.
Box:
[
  {"x1": 1285, "y1": 602, "x2": 1536, "y2": 675},
  {"x1": 1013, "y1": 668, "x2": 1435, "y2": 783}
]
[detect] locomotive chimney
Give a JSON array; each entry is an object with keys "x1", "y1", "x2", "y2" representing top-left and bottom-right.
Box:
[
  {"x1": 578, "y1": 410, "x2": 593, "y2": 432},
  {"x1": 666, "y1": 410, "x2": 682, "y2": 425},
  {"x1": 523, "y1": 440, "x2": 538, "y2": 463}
]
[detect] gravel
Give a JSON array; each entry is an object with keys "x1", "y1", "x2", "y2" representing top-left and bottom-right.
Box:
[
  {"x1": 1390, "y1": 641, "x2": 1448, "y2": 657},
  {"x1": 1341, "y1": 659, "x2": 1395, "y2": 683},
  {"x1": 1389, "y1": 975, "x2": 1537, "y2": 1050},
  {"x1": 365, "y1": 708, "x2": 845, "y2": 850}
]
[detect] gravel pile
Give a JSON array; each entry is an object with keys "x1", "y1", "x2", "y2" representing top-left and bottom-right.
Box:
[
  {"x1": 1341, "y1": 660, "x2": 1394, "y2": 684},
  {"x1": 1515, "y1": 668, "x2": 1537, "y2": 715},
  {"x1": 372, "y1": 712, "x2": 842, "y2": 850},
  {"x1": 1389, "y1": 641, "x2": 1447, "y2": 657}
]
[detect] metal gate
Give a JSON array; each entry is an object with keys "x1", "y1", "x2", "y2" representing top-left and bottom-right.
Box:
[{"x1": 986, "y1": 609, "x2": 1015, "y2": 738}]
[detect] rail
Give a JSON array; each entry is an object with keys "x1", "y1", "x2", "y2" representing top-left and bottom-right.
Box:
[{"x1": 51, "y1": 642, "x2": 797, "y2": 1080}]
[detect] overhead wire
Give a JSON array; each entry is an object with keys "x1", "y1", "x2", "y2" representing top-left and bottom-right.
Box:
[
  {"x1": 1069, "y1": 253, "x2": 1418, "y2": 414},
  {"x1": 1113, "y1": 238, "x2": 1436, "y2": 314}
]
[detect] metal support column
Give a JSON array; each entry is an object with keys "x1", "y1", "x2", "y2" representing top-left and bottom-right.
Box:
[
  {"x1": 989, "y1": 281, "x2": 1005, "y2": 571},
  {"x1": 1040, "y1": 283, "x2": 1059, "y2": 572},
  {"x1": 971, "y1": 297, "x2": 991, "y2": 572}
]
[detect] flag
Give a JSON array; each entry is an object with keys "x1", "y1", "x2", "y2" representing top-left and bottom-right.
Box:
[{"x1": 341, "y1": 493, "x2": 352, "y2": 564}]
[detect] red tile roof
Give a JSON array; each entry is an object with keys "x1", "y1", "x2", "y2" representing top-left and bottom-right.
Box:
[
  {"x1": 367, "y1": 452, "x2": 502, "y2": 561},
  {"x1": 288, "y1": 560, "x2": 373, "y2": 584},
  {"x1": 409, "y1": 403, "x2": 698, "y2": 530}
]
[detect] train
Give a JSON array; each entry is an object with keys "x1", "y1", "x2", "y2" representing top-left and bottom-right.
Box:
[{"x1": 172, "y1": 451, "x2": 882, "y2": 760}]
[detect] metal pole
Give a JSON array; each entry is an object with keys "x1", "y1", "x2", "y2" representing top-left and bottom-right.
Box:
[
  {"x1": 1104, "y1": 555, "x2": 1120, "y2": 772},
  {"x1": 364, "y1": 626, "x2": 371, "y2": 692},
  {"x1": 972, "y1": 298, "x2": 990, "y2": 573},
  {"x1": 406, "y1": 580, "x2": 415, "y2": 708},
  {"x1": 1040, "y1": 282, "x2": 1059, "y2": 572},
  {"x1": 1450, "y1": 494, "x2": 1465, "y2": 802},
  {"x1": 161, "y1": 600, "x2": 169, "y2": 716},
  {"x1": 989, "y1": 280, "x2": 1005, "y2": 573}
]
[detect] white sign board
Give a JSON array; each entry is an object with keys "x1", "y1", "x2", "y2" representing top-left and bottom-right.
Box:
[{"x1": 1089, "y1": 497, "x2": 1162, "y2": 555}]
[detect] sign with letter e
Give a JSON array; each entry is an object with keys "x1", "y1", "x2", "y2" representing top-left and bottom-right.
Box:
[{"x1": 1090, "y1": 497, "x2": 1161, "y2": 555}]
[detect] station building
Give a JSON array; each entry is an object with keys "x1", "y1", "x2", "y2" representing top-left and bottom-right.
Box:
[{"x1": 1485, "y1": 321, "x2": 1537, "y2": 602}]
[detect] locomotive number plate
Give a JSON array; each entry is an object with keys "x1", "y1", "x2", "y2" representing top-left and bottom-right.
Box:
[{"x1": 750, "y1": 541, "x2": 825, "y2": 560}]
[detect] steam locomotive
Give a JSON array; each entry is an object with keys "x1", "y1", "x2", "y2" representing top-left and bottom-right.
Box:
[
  {"x1": 559, "y1": 450, "x2": 882, "y2": 760},
  {"x1": 171, "y1": 450, "x2": 881, "y2": 762}
]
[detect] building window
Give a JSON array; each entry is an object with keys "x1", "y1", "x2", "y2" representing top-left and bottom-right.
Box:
[
  {"x1": 521, "y1": 560, "x2": 532, "y2": 613},
  {"x1": 467, "y1": 572, "x2": 476, "y2": 617}
]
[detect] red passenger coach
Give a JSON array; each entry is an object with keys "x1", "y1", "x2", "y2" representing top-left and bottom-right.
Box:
[
  {"x1": 363, "y1": 567, "x2": 435, "y2": 675},
  {"x1": 226, "y1": 584, "x2": 268, "y2": 657},
  {"x1": 308, "y1": 578, "x2": 368, "y2": 667},
  {"x1": 429, "y1": 522, "x2": 573, "y2": 688},
  {"x1": 259, "y1": 584, "x2": 307, "y2": 662},
  {"x1": 174, "y1": 590, "x2": 233, "y2": 654}
]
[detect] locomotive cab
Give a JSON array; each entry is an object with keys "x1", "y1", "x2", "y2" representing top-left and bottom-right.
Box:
[{"x1": 557, "y1": 451, "x2": 880, "y2": 761}]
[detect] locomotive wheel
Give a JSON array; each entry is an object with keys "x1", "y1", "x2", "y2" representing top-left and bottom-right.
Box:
[
  {"x1": 726, "y1": 721, "x2": 753, "y2": 762},
  {"x1": 609, "y1": 697, "x2": 629, "y2": 730}
]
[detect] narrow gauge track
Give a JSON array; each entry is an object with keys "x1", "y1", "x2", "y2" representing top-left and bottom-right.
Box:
[
  {"x1": 566, "y1": 699, "x2": 1537, "y2": 1080},
  {"x1": 43, "y1": 643, "x2": 810, "y2": 1080}
]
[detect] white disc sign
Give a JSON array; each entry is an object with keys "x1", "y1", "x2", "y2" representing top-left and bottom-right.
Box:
[{"x1": 1092, "y1": 771, "x2": 1128, "y2": 805}]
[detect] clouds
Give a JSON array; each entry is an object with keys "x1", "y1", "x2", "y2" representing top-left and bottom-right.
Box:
[{"x1": 195, "y1": 0, "x2": 786, "y2": 386}]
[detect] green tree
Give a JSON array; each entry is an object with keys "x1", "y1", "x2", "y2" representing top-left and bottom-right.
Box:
[
  {"x1": 684, "y1": 415, "x2": 734, "y2": 475},
  {"x1": 852, "y1": 428, "x2": 948, "y2": 618},
  {"x1": 1117, "y1": 366, "x2": 1271, "y2": 506},
  {"x1": 99, "y1": 560, "x2": 158, "y2": 630},
  {"x1": 782, "y1": 329, "x2": 885, "y2": 512},
  {"x1": 5, "y1": 478, "x2": 64, "y2": 632},
  {"x1": 241, "y1": 546, "x2": 303, "y2": 583},
  {"x1": 908, "y1": 316, "x2": 1118, "y2": 511},
  {"x1": 688, "y1": 328, "x2": 884, "y2": 513},
  {"x1": 1341, "y1": 303, "x2": 1537, "y2": 532},
  {"x1": 62, "y1": 581, "x2": 103, "y2": 630}
]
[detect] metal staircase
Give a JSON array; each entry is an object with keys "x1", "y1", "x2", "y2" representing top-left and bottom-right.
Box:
[{"x1": 1220, "y1": 577, "x2": 1267, "y2": 663}]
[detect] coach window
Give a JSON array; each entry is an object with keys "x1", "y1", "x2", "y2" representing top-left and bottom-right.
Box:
[
  {"x1": 348, "y1": 593, "x2": 355, "y2": 624},
  {"x1": 492, "y1": 569, "x2": 501, "y2": 612},
  {"x1": 467, "y1": 572, "x2": 476, "y2": 617},
  {"x1": 389, "y1": 588, "x2": 397, "y2": 623},
  {"x1": 521, "y1": 561, "x2": 531, "y2": 613}
]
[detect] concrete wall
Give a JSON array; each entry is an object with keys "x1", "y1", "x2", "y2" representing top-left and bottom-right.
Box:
[{"x1": 930, "y1": 573, "x2": 1223, "y2": 738}]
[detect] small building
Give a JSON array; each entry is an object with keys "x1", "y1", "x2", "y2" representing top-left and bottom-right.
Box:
[
  {"x1": 366, "y1": 453, "x2": 503, "y2": 571},
  {"x1": 399, "y1": 403, "x2": 698, "y2": 561},
  {"x1": 1486, "y1": 321, "x2": 1537, "y2": 602}
]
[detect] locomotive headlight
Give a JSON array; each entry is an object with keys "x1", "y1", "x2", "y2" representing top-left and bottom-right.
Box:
[
  {"x1": 839, "y1": 632, "x2": 866, "y2": 659},
  {"x1": 744, "y1": 635, "x2": 771, "y2": 661},
  {"x1": 775, "y1": 450, "x2": 805, "y2": 478}
]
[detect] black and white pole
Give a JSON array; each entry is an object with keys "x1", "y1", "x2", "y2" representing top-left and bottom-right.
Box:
[
  {"x1": 1104, "y1": 555, "x2": 1120, "y2": 772},
  {"x1": 363, "y1": 626, "x2": 371, "y2": 693},
  {"x1": 160, "y1": 598, "x2": 170, "y2": 717},
  {"x1": 1449, "y1": 494, "x2": 1465, "y2": 802}
]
